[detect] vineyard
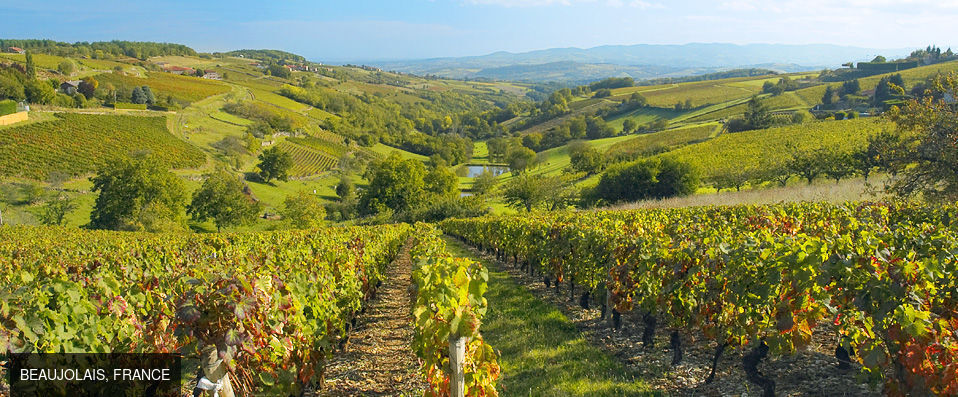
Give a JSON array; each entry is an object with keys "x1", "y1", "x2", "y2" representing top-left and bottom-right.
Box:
[
  {"x1": 287, "y1": 135, "x2": 348, "y2": 158},
  {"x1": 611, "y1": 78, "x2": 762, "y2": 108},
  {"x1": 95, "y1": 72, "x2": 230, "y2": 104},
  {"x1": 0, "y1": 113, "x2": 205, "y2": 179},
  {"x1": 660, "y1": 118, "x2": 888, "y2": 180},
  {"x1": 0, "y1": 223, "x2": 498, "y2": 396},
  {"x1": 276, "y1": 141, "x2": 340, "y2": 177},
  {"x1": 441, "y1": 201, "x2": 958, "y2": 396},
  {"x1": 606, "y1": 124, "x2": 717, "y2": 160}
]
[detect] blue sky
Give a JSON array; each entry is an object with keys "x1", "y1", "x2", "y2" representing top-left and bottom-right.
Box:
[{"x1": 2, "y1": 0, "x2": 957, "y2": 62}]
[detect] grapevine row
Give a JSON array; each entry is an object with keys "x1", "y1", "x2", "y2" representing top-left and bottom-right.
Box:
[
  {"x1": 440, "y1": 202, "x2": 958, "y2": 395},
  {"x1": 409, "y1": 224, "x2": 500, "y2": 397},
  {"x1": 0, "y1": 224, "x2": 410, "y2": 395}
]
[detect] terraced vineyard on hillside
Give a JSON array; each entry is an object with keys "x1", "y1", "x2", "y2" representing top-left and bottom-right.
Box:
[
  {"x1": 0, "y1": 113, "x2": 205, "y2": 179},
  {"x1": 276, "y1": 140, "x2": 340, "y2": 176}
]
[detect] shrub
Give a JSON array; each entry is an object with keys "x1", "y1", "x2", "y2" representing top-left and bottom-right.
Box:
[{"x1": 592, "y1": 157, "x2": 698, "y2": 203}]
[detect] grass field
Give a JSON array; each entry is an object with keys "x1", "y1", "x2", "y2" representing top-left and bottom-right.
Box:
[
  {"x1": 0, "y1": 113, "x2": 206, "y2": 179},
  {"x1": 443, "y1": 238, "x2": 653, "y2": 396}
]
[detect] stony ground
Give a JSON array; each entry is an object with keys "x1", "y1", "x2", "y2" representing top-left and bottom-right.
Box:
[
  {"x1": 320, "y1": 242, "x2": 425, "y2": 396},
  {"x1": 456, "y1": 241, "x2": 883, "y2": 397}
]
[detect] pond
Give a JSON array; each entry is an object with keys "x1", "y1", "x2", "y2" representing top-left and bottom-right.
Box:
[{"x1": 464, "y1": 165, "x2": 509, "y2": 178}]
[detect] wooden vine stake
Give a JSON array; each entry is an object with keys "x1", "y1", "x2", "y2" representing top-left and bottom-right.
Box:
[{"x1": 449, "y1": 334, "x2": 467, "y2": 397}]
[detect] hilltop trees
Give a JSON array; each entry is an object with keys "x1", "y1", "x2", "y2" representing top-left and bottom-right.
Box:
[
  {"x1": 256, "y1": 146, "x2": 293, "y2": 183},
  {"x1": 89, "y1": 155, "x2": 187, "y2": 232}
]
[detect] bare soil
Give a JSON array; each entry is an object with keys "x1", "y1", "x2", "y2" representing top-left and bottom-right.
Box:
[{"x1": 320, "y1": 241, "x2": 425, "y2": 396}]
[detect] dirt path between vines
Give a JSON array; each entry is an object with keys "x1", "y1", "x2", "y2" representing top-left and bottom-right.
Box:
[{"x1": 321, "y1": 241, "x2": 425, "y2": 396}]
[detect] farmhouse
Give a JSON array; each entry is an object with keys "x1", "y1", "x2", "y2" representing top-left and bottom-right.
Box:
[
  {"x1": 164, "y1": 65, "x2": 194, "y2": 75},
  {"x1": 202, "y1": 72, "x2": 222, "y2": 80},
  {"x1": 6, "y1": 47, "x2": 25, "y2": 54},
  {"x1": 60, "y1": 80, "x2": 81, "y2": 95}
]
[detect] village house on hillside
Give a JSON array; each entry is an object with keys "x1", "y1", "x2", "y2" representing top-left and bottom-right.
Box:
[
  {"x1": 6, "y1": 47, "x2": 25, "y2": 54},
  {"x1": 202, "y1": 72, "x2": 221, "y2": 80},
  {"x1": 164, "y1": 65, "x2": 194, "y2": 75},
  {"x1": 60, "y1": 80, "x2": 81, "y2": 95}
]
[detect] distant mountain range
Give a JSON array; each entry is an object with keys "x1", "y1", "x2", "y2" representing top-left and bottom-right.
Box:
[{"x1": 368, "y1": 43, "x2": 913, "y2": 84}]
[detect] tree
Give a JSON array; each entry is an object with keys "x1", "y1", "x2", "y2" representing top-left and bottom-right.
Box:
[
  {"x1": 505, "y1": 146, "x2": 536, "y2": 175},
  {"x1": 141, "y1": 86, "x2": 156, "y2": 105},
  {"x1": 424, "y1": 165, "x2": 459, "y2": 198},
  {"x1": 283, "y1": 190, "x2": 326, "y2": 229},
  {"x1": 622, "y1": 119, "x2": 637, "y2": 134},
  {"x1": 335, "y1": 177, "x2": 355, "y2": 201},
  {"x1": 131, "y1": 86, "x2": 147, "y2": 104},
  {"x1": 187, "y1": 171, "x2": 261, "y2": 232},
  {"x1": 592, "y1": 157, "x2": 698, "y2": 203},
  {"x1": 472, "y1": 169, "x2": 498, "y2": 196},
  {"x1": 256, "y1": 146, "x2": 293, "y2": 183},
  {"x1": 627, "y1": 92, "x2": 647, "y2": 107},
  {"x1": 24, "y1": 51, "x2": 36, "y2": 79},
  {"x1": 359, "y1": 153, "x2": 428, "y2": 215},
  {"x1": 78, "y1": 76, "x2": 98, "y2": 99},
  {"x1": 839, "y1": 79, "x2": 861, "y2": 98},
  {"x1": 568, "y1": 141, "x2": 605, "y2": 175},
  {"x1": 822, "y1": 150, "x2": 856, "y2": 184},
  {"x1": 884, "y1": 72, "x2": 958, "y2": 201},
  {"x1": 501, "y1": 174, "x2": 550, "y2": 212},
  {"x1": 89, "y1": 155, "x2": 187, "y2": 232},
  {"x1": 57, "y1": 60, "x2": 76, "y2": 76},
  {"x1": 786, "y1": 147, "x2": 826, "y2": 184},
  {"x1": 24, "y1": 79, "x2": 54, "y2": 104},
  {"x1": 39, "y1": 194, "x2": 77, "y2": 226},
  {"x1": 872, "y1": 55, "x2": 887, "y2": 63},
  {"x1": 267, "y1": 64, "x2": 291, "y2": 78},
  {"x1": 822, "y1": 85, "x2": 836, "y2": 106},
  {"x1": 744, "y1": 96, "x2": 772, "y2": 130},
  {"x1": 852, "y1": 130, "x2": 903, "y2": 182}
]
